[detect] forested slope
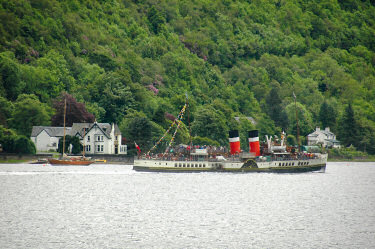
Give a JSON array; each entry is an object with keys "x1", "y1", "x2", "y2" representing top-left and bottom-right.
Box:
[{"x1": 1, "y1": 0, "x2": 375, "y2": 154}]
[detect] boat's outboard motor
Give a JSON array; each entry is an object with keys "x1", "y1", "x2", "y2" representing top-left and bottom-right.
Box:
[
  {"x1": 229, "y1": 130, "x2": 241, "y2": 155},
  {"x1": 248, "y1": 130, "x2": 260, "y2": 156}
]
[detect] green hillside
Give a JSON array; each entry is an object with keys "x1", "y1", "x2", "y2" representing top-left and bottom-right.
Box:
[{"x1": 1, "y1": 0, "x2": 375, "y2": 154}]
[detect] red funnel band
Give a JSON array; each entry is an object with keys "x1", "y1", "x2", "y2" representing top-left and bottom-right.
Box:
[
  {"x1": 230, "y1": 141, "x2": 240, "y2": 155},
  {"x1": 249, "y1": 139, "x2": 260, "y2": 156},
  {"x1": 229, "y1": 137, "x2": 240, "y2": 155}
]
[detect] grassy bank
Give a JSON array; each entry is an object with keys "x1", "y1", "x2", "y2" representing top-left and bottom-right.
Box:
[
  {"x1": 328, "y1": 157, "x2": 375, "y2": 162},
  {"x1": 0, "y1": 158, "x2": 31, "y2": 164},
  {"x1": 328, "y1": 147, "x2": 375, "y2": 162}
]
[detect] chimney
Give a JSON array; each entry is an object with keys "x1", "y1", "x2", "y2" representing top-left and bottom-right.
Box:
[
  {"x1": 325, "y1": 127, "x2": 330, "y2": 132},
  {"x1": 248, "y1": 130, "x2": 260, "y2": 156},
  {"x1": 228, "y1": 130, "x2": 241, "y2": 155},
  {"x1": 316, "y1": 127, "x2": 320, "y2": 132}
]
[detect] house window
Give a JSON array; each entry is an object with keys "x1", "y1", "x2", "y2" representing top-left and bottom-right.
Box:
[
  {"x1": 87, "y1": 136, "x2": 90, "y2": 142},
  {"x1": 115, "y1": 136, "x2": 118, "y2": 141},
  {"x1": 86, "y1": 145, "x2": 91, "y2": 152},
  {"x1": 101, "y1": 145, "x2": 104, "y2": 152}
]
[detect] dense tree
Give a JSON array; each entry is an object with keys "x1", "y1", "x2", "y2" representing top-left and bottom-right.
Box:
[
  {"x1": 147, "y1": 6, "x2": 166, "y2": 34},
  {"x1": 338, "y1": 104, "x2": 358, "y2": 147},
  {"x1": 0, "y1": 125, "x2": 17, "y2": 153},
  {"x1": 51, "y1": 92, "x2": 95, "y2": 127},
  {"x1": 0, "y1": 0, "x2": 375, "y2": 154},
  {"x1": 192, "y1": 136, "x2": 220, "y2": 147},
  {"x1": 191, "y1": 105, "x2": 228, "y2": 145},
  {"x1": 287, "y1": 135, "x2": 297, "y2": 147},
  {"x1": 0, "y1": 52, "x2": 24, "y2": 100},
  {"x1": 285, "y1": 102, "x2": 314, "y2": 136},
  {"x1": 0, "y1": 96, "x2": 14, "y2": 127},
  {"x1": 126, "y1": 117, "x2": 153, "y2": 152},
  {"x1": 14, "y1": 135, "x2": 36, "y2": 154},
  {"x1": 11, "y1": 94, "x2": 52, "y2": 136},
  {"x1": 265, "y1": 87, "x2": 289, "y2": 130},
  {"x1": 57, "y1": 135, "x2": 82, "y2": 155},
  {"x1": 319, "y1": 101, "x2": 337, "y2": 130},
  {"x1": 90, "y1": 72, "x2": 135, "y2": 123}
]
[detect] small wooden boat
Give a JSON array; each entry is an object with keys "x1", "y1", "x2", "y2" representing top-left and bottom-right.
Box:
[
  {"x1": 48, "y1": 157, "x2": 94, "y2": 166},
  {"x1": 29, "y1": 158, "x2": 49, "y2": 164}
]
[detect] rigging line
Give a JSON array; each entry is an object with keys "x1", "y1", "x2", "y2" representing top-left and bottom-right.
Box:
[
  {"x1": 164, "y1": 101, "x2": 188, "y2": 155},
  {"x1": 146, "y1": 103, "x2": 187, "y2": 155},
  {"x1": 164, "y1": 116, "x2": 184, "y2": 155}
]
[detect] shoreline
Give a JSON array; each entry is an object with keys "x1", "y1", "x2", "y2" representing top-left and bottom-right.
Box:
[{"x1": 1, "y1": 159, "x2": 375, "y2": 164}]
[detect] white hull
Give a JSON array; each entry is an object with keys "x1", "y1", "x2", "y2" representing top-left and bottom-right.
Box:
[{"x1": 133, "y1": 154, "x2": 327, "y2": 173}]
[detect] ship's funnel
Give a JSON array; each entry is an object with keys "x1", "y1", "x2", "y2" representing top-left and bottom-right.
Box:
[
  {"x1": 248, "y1": 130, "x2": 260, "y2": 156},
  {"x1": 229, "y1": 130, "x2": 241, "y2": 155}
]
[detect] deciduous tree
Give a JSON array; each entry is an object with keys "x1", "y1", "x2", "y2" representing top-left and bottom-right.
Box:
[
  {"x1": 11, "y1": 94, "x2": 52, "y2": 136},
  {"x1": 191, "y1": 105, "x2": 228, "y2": 145},
  {"x1": 52, "y1": 93, "x2": 95, "y2": 127}
]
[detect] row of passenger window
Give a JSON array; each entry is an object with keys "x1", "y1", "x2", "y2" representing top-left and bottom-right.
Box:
[
  {"x1": 278, "y1": 161, "x2": 310, "y2": 167},
  {"x1": 175, "y1": 163, "x2": 206, "y2": 168},
  {"x1": 279, "y1": 162, "x2": 295, "y2": 166},
  {"x1": 298, "y1": 161, "x2": 309, "y2": 166}
]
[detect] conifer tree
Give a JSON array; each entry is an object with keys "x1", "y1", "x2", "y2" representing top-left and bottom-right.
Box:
[
  {"x1": 338, "y1": 103, "x2": 358, "y2": 147},
  {"x1": 319, "y1": 101, "x2": 337, "y2": 130}
]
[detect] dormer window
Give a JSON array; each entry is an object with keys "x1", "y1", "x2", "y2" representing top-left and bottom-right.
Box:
[
  {"x1": 103, "y1": 128, "x2": 107, "y2": 132},
  {"x1": 87, "y1": 136, "x2": 90, "y2": 142}
]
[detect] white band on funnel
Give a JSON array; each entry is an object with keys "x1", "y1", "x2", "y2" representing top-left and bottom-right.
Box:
[
  {"x1": 229, "y1": 137, "x2": 240, "y2": 142},
  {"x1": 248, "y1": 137, "x2": 259, "y2": 142}
]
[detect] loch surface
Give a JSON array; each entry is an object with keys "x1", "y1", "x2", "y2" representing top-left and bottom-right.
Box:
[{"x1": 0, "y1": 162, "x2": 374, "y2": 248}]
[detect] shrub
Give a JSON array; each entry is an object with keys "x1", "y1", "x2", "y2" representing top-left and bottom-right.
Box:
[{"x1": 14, "y1": 135, "x2": 36, "y2": 154}]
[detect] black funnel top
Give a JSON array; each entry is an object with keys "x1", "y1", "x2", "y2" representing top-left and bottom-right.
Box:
[
  {"x1": 248, "y1": 130, "x2": 259, "y2": 138},
  {"x1": 229, "y1": 130, "x2": 239, "y2": 138}
]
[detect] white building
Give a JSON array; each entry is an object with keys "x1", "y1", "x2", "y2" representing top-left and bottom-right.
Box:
[
  {"x1": 31, "y1": 122, "x2": 127, "y2": 154},
  {"x1": 31, "y1": 126, "x2": 72, "y2": 152},
  {"x1": 307, "y1": 127, "x2": 341, "y2": 148},
  {"x1": 69, "y1": 122, "x2": 126, "y2": 155}
]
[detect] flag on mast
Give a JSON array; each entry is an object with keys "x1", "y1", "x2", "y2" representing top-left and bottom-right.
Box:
[{"x1": 134, "y1": 142, "x2": 141, "y2": 153}]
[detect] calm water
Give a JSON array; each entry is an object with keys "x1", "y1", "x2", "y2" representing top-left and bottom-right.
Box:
[{"x1": 0, "y1": 162, "x2": 374, "y2": 248}]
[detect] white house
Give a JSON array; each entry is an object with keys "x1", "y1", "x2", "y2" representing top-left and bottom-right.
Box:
[
  {"x1": 31, "y1": 122, "x2": 127, "y2": 154},
  {"x1": 31, "y1": 126, "x2": 72, "y2": 152},
  {"x1": 307, "y1": 127, "x2": 341, "y2": 148},
  {"x1": 69, "y1": 122, "x2": 127, "y2": 155}
]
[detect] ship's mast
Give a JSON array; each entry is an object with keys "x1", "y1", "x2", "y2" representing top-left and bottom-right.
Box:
[
  {"x1": 62, "y1": 97, "x2": 67, "y2": 157},
  {"x1": 82, "y1": 122, "x2": 86, "y2": 158},
  {"x1": 187, "y1": 93, "x2": 192, "y2": 158},
  {"x1": 293, "y1": 92, "x2": 300, "y2": 152}
]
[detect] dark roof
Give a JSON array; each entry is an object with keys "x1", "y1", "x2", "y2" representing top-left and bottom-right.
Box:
[
  {"x1": 69, "y1": 123, "x2": 121, "y2": 138},
  {"x1": 308, "y1": 129, "x2": 335, "y2": 137},
  {"x1": 325, "y1": 139, "x2": 340, "y2": 143},
  {"x1": 307, "y1": 134, "x2": 319, "y2": 137},
  {"x1": 31, "y1": 126, "x2": 71, "y2": 137},
  {"x1": 31, "y1": 123, "x2": 121, "y2": 138}
]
